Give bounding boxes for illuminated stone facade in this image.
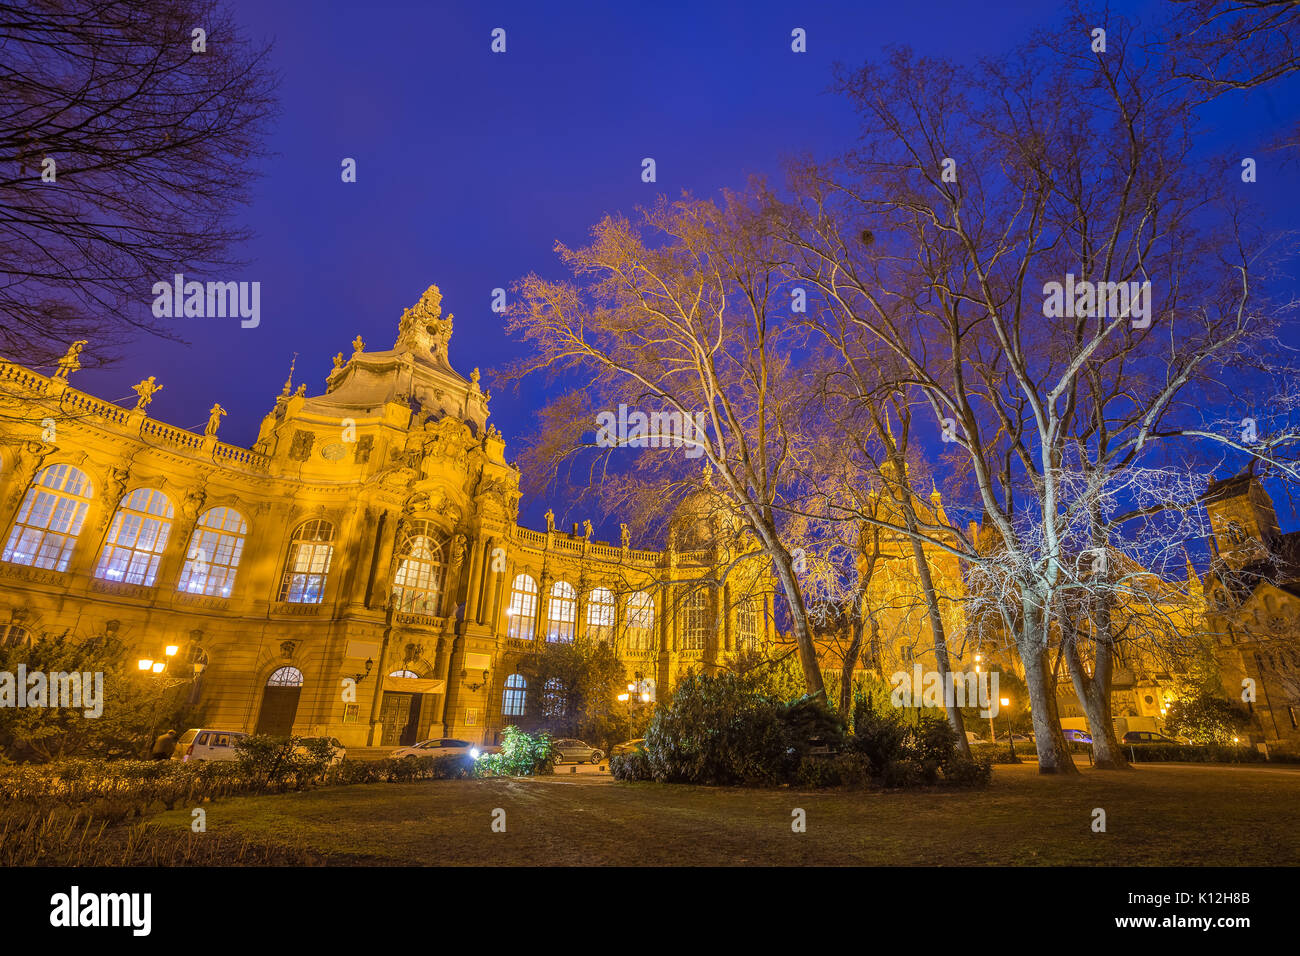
[0,285,774,747]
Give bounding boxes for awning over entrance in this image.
[382,675,445,695]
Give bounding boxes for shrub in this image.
[880,758,925,789]
[845,695,910,771]
[475,726,556,777]
[610,749,652,781]
[233,735,321,791]
[943,754,994,788]
[794,755,843,789]
[832,752,873,789]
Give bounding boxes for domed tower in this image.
[669,465,744,553]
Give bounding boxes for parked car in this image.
[296,736,346,766]
[1121,731,1180,745]
[995,732,1035,744]
[610,738,645,757]
[1062,728,1094,744]
[551,738,604,764]
[965,731,984,745]
[173,728,249,763]
[390,738,483,760]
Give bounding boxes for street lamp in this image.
[1001,697,1014,758]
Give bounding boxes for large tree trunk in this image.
[769,545,826,698]
[903,522,970,757]
[839,614,864,718]
[1064,614,1130,770]
[1019,598,1078,774]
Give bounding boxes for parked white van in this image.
[173,728,249,762]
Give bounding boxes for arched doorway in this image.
[255,665,303,736]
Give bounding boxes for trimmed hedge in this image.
[1121,743,1300,764]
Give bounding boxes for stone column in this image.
[462,532,486,623]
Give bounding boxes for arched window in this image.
[502,673,526,717]
[587,587,615,642]
[178,506,247,597]
[682,587,709,651]
[0,624,30,649]
[388,669,420,679]
[542,677,567,718]
[737,597,760,654]
[95,488,174,586]
[546,581,576,643]
[627,591,654,650]
[278,519,335,603]
[391,520,445,614]
[266,665,304,686]
[506,573,538,640]
[3,463,94,572]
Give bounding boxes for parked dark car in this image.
[1062,728,1093,744]
[1121,731,1180,745]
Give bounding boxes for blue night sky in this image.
[73,0,1300,533]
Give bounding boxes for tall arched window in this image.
[542,677,567,718]
[178,506,247,597]
[546,580,576,643]
[95,488,174,586]
[737,597,760,654]
[3,463,94,572]
[627,591,654,650]
[682,587,709,651]
[502,673,527,717]
[391,520,444,614]
[506,573,538,640]
[587,587,615,642]
[278,519,335,603]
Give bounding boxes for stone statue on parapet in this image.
[53,340,87,381]
[204,403,226,438]
[132,376,163,411]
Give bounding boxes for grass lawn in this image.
[147,762,1300,866]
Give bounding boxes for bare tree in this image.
[776,7,1299,772]
[504,192,829,696]
[0,0,278,368]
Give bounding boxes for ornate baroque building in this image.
[0,286,775,747]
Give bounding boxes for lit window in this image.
[587,587,615,641]
[2,463,94,572]
[737,597,760,653]
[95,488,174,586]
[178,507,247,597]
[278,519,335,603]
[683,587,709,651]
[627,591,654,650]
[266,665,304,686]
[507,574,537,640]
[546,581,576,643]
[502,673,527,717]
[542,677,566,718]
[389,669,420,679]
[391,520,444,614]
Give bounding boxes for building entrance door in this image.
[379,692,422,746]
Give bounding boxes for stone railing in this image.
[1,358,271,475]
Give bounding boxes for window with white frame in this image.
[2,463,94,572]
[627,591,654,650]
[502,673,527,716]
[278,519,335,603]
[391,520,445,615]
[586,586,615,642]
[546,580,576,643]
[507,573,538,640]
[178,506,247,597]
[682,587,710,651]
[95,487,174,587]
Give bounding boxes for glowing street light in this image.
[151,662,165,674]
[138,658,153,671]
[1000,697,1015,758]
[165,645,179,657]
